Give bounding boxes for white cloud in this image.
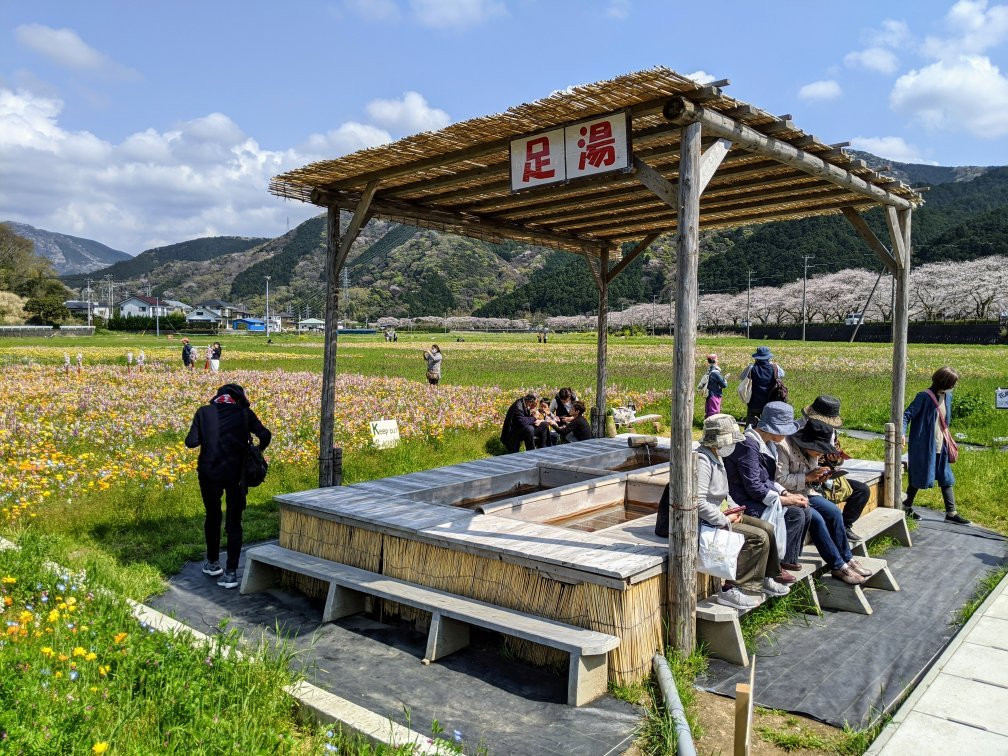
[0,86,400,253]
[15,24,138,79]
[606,0,630,19]
[921,0,1008,59]
[365,91,451,133]
[890,55,1008,137]
[868,19,911,49]
[684,70,717,85]
[849,136,931,163]
[409,0,506,29]
[844,47,900,74]
[798,80,842,100]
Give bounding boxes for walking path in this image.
[867,571,1008,754]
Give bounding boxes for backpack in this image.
[767,364,789,403]
[696,370,710,395]
[242,410,268,488]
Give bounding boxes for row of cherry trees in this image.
[377,257,1006,331]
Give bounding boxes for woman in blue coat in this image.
[902,366,970,525]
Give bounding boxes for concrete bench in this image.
[849,507,912,557]
[696,560,818,667]
[241,543,620,706]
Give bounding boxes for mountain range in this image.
[30,152,1008,319]
[4,222,131,275]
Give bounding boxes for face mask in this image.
[719,443,737,457]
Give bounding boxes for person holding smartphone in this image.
[656,413,792,611]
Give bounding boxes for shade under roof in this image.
[269,67,923,254]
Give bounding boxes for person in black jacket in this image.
[564,401,593,442]
[181,338,195,370]
[500,393,540,453]
[185,384,271,588]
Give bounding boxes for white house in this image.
[119,296,171,318]
[162,299,192,316]
[298,317,325,332]
[186,307,222,324]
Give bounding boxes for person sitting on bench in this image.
[656,414,792,611]
[500,393,540,453]
[799,395,870,544]
[563,401,593,443]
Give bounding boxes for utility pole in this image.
[801,254,815,342]
[652,297,657,337]
[85,279,92,327]
[746,269,752,340]
[265,275,271,337]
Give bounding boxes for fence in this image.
[714,320,1006,345]
[0,325,96,338]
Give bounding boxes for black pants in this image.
[841,479,870,527]
[905,483,957,513]
[503,427,536,453]
[200,476,246,572]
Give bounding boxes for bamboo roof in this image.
[270,66,923,254]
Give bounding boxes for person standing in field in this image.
[210,342,222,373]
[697,353,729,418]
[423,344,442,386]
[738,346,786,426]
[185,384,272,588]
[181,338,195,370]
[902,366,970,525]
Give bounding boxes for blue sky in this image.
[1,0,1006,254]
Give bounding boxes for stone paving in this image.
[867,572,1008,754]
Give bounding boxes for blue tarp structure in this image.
[232,318,266,332]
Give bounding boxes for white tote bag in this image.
[697,524,745,580]
[737,365,754,403]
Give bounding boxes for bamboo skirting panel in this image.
[279,508,668,684]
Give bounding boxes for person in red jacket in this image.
[185,384,271,588]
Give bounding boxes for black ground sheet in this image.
[149,544,640,756]
[697,508,1008,728]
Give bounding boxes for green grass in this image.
[756,718,889,755]
[634,648,708,755]
[954,564,1008,626]
[739,580,821,653]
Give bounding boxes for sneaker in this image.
[776,570,797,584]
[946,511,971,525]
[845,527,863,544]
[762,578,790,597]
[202,560,223,577]
[831,566,866,586]
[904,507,922,522]
[217,570,240,589]
[716,586,763,611]
[847,559,873,578]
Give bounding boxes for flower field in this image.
[0,360,661,528]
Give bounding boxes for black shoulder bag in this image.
[242,410,268,488]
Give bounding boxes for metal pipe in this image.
[653,653,697,756]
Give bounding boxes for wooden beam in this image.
[335,181,378,270]
[884,205,907,267]
[311,187,606,254]
[594,247,610,439]
[633,157,677,210]
[665,97,914,211]
[890,209,911,455]
[762,119,795,135]
[698,138,732,193]
[606,233,659,283]
[669,119,701,655]
[840,206,899,274]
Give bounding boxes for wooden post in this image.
[733,658,756,755]
[887,209,911,500]
[594,247,610,438]
[319,205,342,488]
[884,422,898,509]
[669,119,702,654]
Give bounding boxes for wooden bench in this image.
[849,507,912,557]
[240,543,621,706]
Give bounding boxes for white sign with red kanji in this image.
[509,128,565,191]
[509,111,631,192]
[564,114,630,180]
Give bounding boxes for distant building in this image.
[186,307,222,325]
[119,296,171,318]
[197,299,250,320]
[271,311,294,332]
[232,317,266,332]
[161,299,192,315]
[298,317,325,332]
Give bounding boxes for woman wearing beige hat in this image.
[656,413,792,612]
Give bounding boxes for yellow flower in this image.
[3,596,11,606]
[92,742,109,754]
[58,653,69,662]
[73,646,86,657]
[113,632,127,644]
[98,664,109,676]
[1,576,15,584]
[47,609,59,623]
[85,651,97,661]
[18,610,32,623]
[41,646,54,657]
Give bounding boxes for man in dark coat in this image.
[181,338,195,369]
[500,393,540,453]
[185,383,271,588]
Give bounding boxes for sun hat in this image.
[706,353,718,362]
[752,345,773,361]
[701,414,744,449]
[802,395,843,427]
[790,418,839,456]
[756,401,799,435]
